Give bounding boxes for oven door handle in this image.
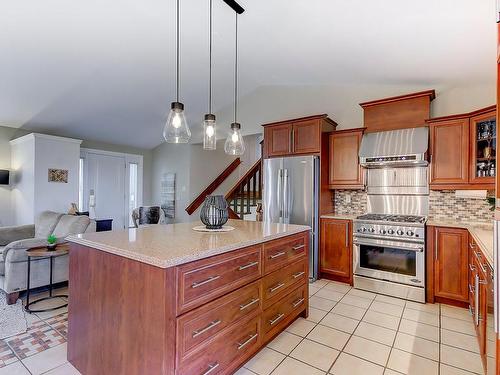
[353,240,424,253]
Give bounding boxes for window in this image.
[129,163,138,227]
[78,158,84,212]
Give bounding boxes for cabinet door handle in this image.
[434,231,438,260]
[237,333,258,350]
[192,319,221,338]
[469,264,476,271]
[269,313,285,326]
[202,362,219,375]
[192,275,221,289]
[269,282,285,293]
[292,244,305,251]
[269,251,285,259]
[238,261,259,271]
[240,298,259,311]
[290,128,294,153]
[292,271,305,279]
[469,284,474,294]
[292,297,305,308]
[469,242,476,249]
[345,223,349,247]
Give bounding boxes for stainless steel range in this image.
[354,127,429,303]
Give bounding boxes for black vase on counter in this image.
[200,195,229,229]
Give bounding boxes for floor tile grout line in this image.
[383,299,405,374]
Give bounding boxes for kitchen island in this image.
[66,220,310,375]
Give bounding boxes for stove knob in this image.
[361,227,367,232]
[406,230,414,236]
[357,228,361,232]
[387,229,394,235]
[379,229,386,234]
[368,228,375,233]
[396,230,404,235]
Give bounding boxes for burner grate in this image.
[356,214,426,224]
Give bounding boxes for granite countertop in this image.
[320,213,359,221]
[427,220,493,266]
[67,219,310,269]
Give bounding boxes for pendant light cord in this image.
[234,13,238,123]
[176,0,180,102]
[209,0,213,114]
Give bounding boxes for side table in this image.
[25,243,69,313]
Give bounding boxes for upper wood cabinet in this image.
[431,226,469,303]
[429,118,469,186]
[328,128,364,189]
[263,115,336,158]
[319,218,352,285]
[428,105,496,190]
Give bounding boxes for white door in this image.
[87,153,126,230]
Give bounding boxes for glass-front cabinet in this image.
[470,109,496,184]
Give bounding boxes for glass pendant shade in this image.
[163,102,191,143]
[224,122,245,155]
[203,114,217,150]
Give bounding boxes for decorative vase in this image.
[200,195,229,229]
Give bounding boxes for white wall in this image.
[0,127,18,226]
[10,138,35,225]
[151,134,262,223]
[10,134,81,225]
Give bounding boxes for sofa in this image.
[0,211,96,304]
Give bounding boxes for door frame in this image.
[80,148,144,228]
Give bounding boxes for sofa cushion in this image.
[52,215,91,237]
[35,211,63,238]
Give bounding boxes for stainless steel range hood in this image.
[359,127,428,168]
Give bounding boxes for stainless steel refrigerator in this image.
[263,155,319,281]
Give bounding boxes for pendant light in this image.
[224,13,245,156]
[163,0,191,144]
[203,0,216,150]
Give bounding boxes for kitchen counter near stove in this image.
[320,213,359,221]
[427,220,493,266]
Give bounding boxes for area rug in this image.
[0,291,27,339]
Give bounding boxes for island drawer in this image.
[262,284,307,340]
[262,258,308,309]
[263,233,308,275]
[176,244,263,315]
[176,280,262,362]
[176,315,261,375]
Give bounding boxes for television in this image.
[0,170,9,185]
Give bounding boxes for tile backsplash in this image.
[334,190,367,215]
[428,190,493,224]
[334,189,493,224]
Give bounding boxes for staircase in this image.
[225,159,262,220]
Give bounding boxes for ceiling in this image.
[0,0,496,149]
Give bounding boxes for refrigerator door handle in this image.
[277,169,283,219]
[283,169,289,221]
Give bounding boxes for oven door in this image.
[353,237,425,287]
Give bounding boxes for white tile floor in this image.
[238,279,486,375]
[2,281,486,375]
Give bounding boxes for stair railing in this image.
[225,158,262,219]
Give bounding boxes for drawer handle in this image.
[192,319,222,338]
[237,332,258,350]
[292,244,305,251]
[269,282,285,293]
[202,362,219,375]
[469,243,476,249]
[238,261,259,271]
[469,264,476,271]
[292,271,305,279]
[191,275,221,289]
[292,297,305,308]
[240,298,259,311]
[269,251,285,259]
[269,313,285,326]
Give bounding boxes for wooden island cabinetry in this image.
[319,217,353,284]
[67,221,310,375]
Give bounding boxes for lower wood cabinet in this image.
[428,226,469,304]
[319,218,352,284]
